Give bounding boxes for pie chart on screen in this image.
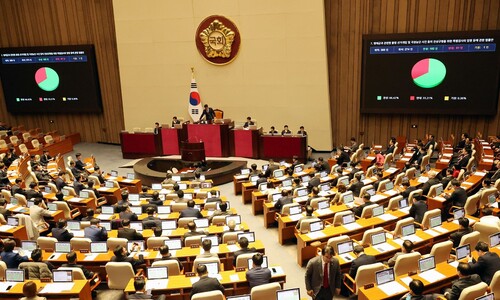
[411,58,446,88]
[35,67,59,92]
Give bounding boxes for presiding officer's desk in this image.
[124,266,286,300]
[0,279,91,300]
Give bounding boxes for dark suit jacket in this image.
[83,225,108,242]
[305,255,342,295]
[73,182,85,196]
[117,228,143,241]
[111,254,145,272]
[469,251,500,284]
[422,178,440,196]
[441,176,454,189]
[11,184,25,196]
[401,186,417,199]
[55,178,66,191]
[409,200,427,224]
[348,254,377,279]
[60,263,94,279]
[448,188,467,207]
[348,181,364,197]
[0,207,11,219]
[450,227,473,248]
[26,189,43,200]
[51,227,74,242]
[0,251,29,268]
[353,201,374,217]
[179,208,203,219]
[75,160,86,171]
[445,274,481,300]
[128,292,152,299]
[233,247,257,265]
[190,276,224,298]
[246,266,271,288]
[337,151,350,167]
[199,108,215,121]
[274,196,293,211]
[142,216,162,229]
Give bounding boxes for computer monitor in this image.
[429,215,442,228]
[5,269,25,282]
[161,220,177,230]
[226,295,251,300]
[435,185,443,196]
[250,175,259,184]
[319,183,330,192]
[456,244,471,261]
[194,218,209,228]
[172,175,181,182]
[289,205,302,215]
[61,189,69,197]
[21,241,37,251]
[488,193,496,205]
[425,164,431,172]
[294,165,304,174]
[248,256,268,269]
[338,177,349,186]
[100,206,114,215]
[279,161,286,166]
[225,215,241,225]
[90,242,108,253]
[7,217,19,226]
[282,179,292,187]
[317,200,329,210]
[55,242,71,253]
[419,256,436,273]
[127,173,135,180]
[337,240,354,255]
[475,293,495,300]
[342,192,354,204]
[372,205,384,217]
[53,270,73,282]
[309,220,323,232]
[129,206,142,215]
[453,208,465,220]
[100,221,111,231]
[240,168,250,175]
[27,200,34,208]
[105,181,115,188]
[489,232,500,247]
[415,170,421,178]
[375,268,395,285]
[129,194,140,202]
[200,262,219,276]
[296,188,308,197]
[365,188,376,196]
[151,183,162,190]
[342,213,356,225]
[127,241,145,252]
[385,181,394,190]
[164,239,182,250]
[66,221,80,231]
[272,193,282,202]
[276,288,300,300]
[371,232,386,246]
[184,193,193,200]
[147,266,169,280]
[130,222,143,231]
[157,206,171,214]
[110,170,118,177]
[79,190,89,199]
[48,203,57,211]
[201,235,219,246]
[178,183,187,190]
[399,198,409,209]
[320,171,328,178]
[402,224,415,237]
[273,169,284,178]
[237,232,255,243]
[302,175,311,183]
[44,186,52,193]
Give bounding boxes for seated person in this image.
[352,194,373,218]
[246,253,271,289]
[441,168,455,189]
[478,207,500,229]
[81,208,95,221]
[83,218,108,242]
[128,276,152,300]
[51,219,74,242]
[268,126,278,135]
[190,264,224,299]
[233,237,256,265]
[401,181,416,199]
[175,190,188,203]
[296,205,316,230]
[154,245,183,272]
[61,251,95,279]
[468,241,500,284]
[183,221,207,241]
[196,239,219,259]
[110,245,145,272]
[243,116,254,128]
[118,219,144,241]
[449,217,473,248]
[274,189,293,211]
[444,263,481,300]
[281,125,291,135]
[330,184,347,205]
[119,204,138,221]
[30,248,55,272]
[348,245,376,280]
[387,240,414,267]
[142,207,161,229]
[179,200,203,218]
[209,202,230,223]
[297,126,307,136]
[148,191,163,206]
[20,281,45,300]
[400,279,440,300]
[409,195,427,225]
[347,173,364,197]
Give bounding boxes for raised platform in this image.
[133,157,247,186]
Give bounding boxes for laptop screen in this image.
[171,176,181,182]
[129,194,140,201]
[90,242,108,253]
[240,168,250,175]
[129,206,142,215]
[371,232,386,246]
[320,171,328,178]
[248,256,268,269]
[435,185,443,196]
[489,232,500,247]
[157,206,171,214]
[101,221,111,231]
[276,288,300,300]
[48,203,57,211]
[342,213,355,225]
[161,220,177,230]
[289,205,302,215]
[44,186,52,193]
[488,193,497,204]
[67,221,80,231]
[372,205,384,217]
[429,215,442,228]
[61,189,70,197]
[302,175,311,183]
[258,183,267,192]
[319,183,330,191]
[425,164,431,172]
[27,200,34,208]
[453,208,465,220]
[55,242,71,253]
[338,177,349,186]
[194,218,209,228]
[237,232,255,243]
[402,224,415,237]
[152,183,162,190]
[201,235,219,246]
[6,269,25,282]
[53,270,73,282]
[200,262,219,276]
[101,206,114,215]
[376,268,395,285]
[282,179,292,187]
[250,175,259,184]
[337,240,354,255]
[7,217,19,226]
[79,190,89,199]
[226,215,242,225]
[342,192,354,204]
[399,198,409,209]
[274,169,284,178]
[127,241,145,252]
[226,295,251,300]
[272,193,282,202]
[130,222,143,231]
[296,188,308,197]
[147,267,169,280]
[317,200,329,210]
[294,165,304,173]
[178,183,187,190]
[105,181,115,188]
[456,244,471,261]
[366,188,376,196]
[127,173,135,180]
[21,241,37,251]
[419,256,435,272]
[309,221,323,232]
[164,239,182,250]
[385,181,394,190]
[475,293,495,300]
[110,170,118,177]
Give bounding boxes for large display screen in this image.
[361,31,500,115]
[0,45,102,113]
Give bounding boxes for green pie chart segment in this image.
[35,67,60,92]
[411,58,446,89]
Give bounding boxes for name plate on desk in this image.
[185,272,195,277]
[235,267,246,272]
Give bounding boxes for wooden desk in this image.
[104,175,142,194]
[233,174,249,195]
[97,186,122,203]
[0,225,28,244]
[0,279,91,300]
[185,124,231,157]
[161,127,181,155]
[242,182,257,204]
[43,193,96,216]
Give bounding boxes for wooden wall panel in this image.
[0,0,123,143]
[325,0,500,147]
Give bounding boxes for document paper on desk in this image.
[40,283,75,293]
[370,194,386,202]
[230,274,240,282]
[0,282,17,292]
[378,281,407,296]
[400,276,413,286]
[424,229,440,237]
[146,279,168,291]
[377,214,397,221]
[0,225,14,231]
[384,189,398,196]
[343,223,362,231]
[307,231,326,239]
[84,253,99,261]
[288,214,303,221]
[418,269,445,283]
[227,245,240,252]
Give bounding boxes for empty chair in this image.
[465,157,476,173]
[326,235,350,253]
[376,179,390,193]
[151,260,181,276]
[309,198,328,210]
[70,237,92,251]
[9,135,19,146]
[386,195,404,211]
[177,217,196,228]
[211,215,227,225]
[464,193,481,216]
[418,209,441,230]
[37,236,58,251]
[18,144,29,155]
[394,173,405,186]
[58,267,101,291]
[250,282,281,300]
[336,176,349,187]
[298,218,321,234]
[222,232,239,244]
[47,182,58,193]
[88,175,101,187]
[184,235,204,247]
[0,261,6,280]
[0,140,8,150]
[105,262,137,289]
[332,210,353,226]
[147,237,170,249]
[385,153,394,167]
[366,165,376,178]
[480,188,497,207]
[392,217,415,238]
[393,252,421,277]
[427,184,443,197]
[62,186,77,197]
[1,189,11,203]
[361,227,386,247]
[429,240,453,264]
[44,135,54,145]
[420,155,430,171]
[84,189,107,207]
[408,189,423,203]
[405,167,417,180]
[359,185,374,198]
[281,203,301,215]
[53,201,81,219]
[344,262,385,294]
[192,290,224,300]
[359,204,379,219]
[474,222,499,243]
[458,282,488,300]
[459,231,480,250]
[31,139,41,150]
[490,271,500,296]
[107,238,127,251]
[235,252,257,269]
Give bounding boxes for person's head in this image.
[187,200,195,208]
[86,208,94,218]
[238,237,249,249]
[270,126,275,130]
[159,245,170,256]
[57,218,67,229]
[252,253,264,267]
[146,206,155,216]
[33,197,43,207]
[227,219,236,231]
[457,262,472,277]
[402,181,410,188]
[122,219,131,228]
[204,104,208,109]
[362,194,371,203]
[0,198,6,207]
[121,191,129,201]
[177,190,184,198]
[196,264,208,276]
[354,173,362,182]
[350,137,356,142]
[305,205,313,216]
[201,239,212,252]
[247,116,251,121]
[402,240,414,253]
[312,187,319,196]
[113,245,126,256]
[446,168,453,176]
[153,227,162,237]
[483,179,491,187]
[281,189,289,197]
[90,218,100,226]
[74,175,82,182]
[482,207,494,216]
[219,202,228,212]
[30,248,42,262]
[458,217,469,229]
[250,163,257,171]
[152,191,160,200]
[75,153,82,160]
[408,279,425,296]
[321,245,335,263]
[187,221,196,231]
[15,178,22,185]
[3,239,15,252]
[55,191,64,201]
[173,116,178,120]
[133,276,146,292]
[284,125,288,129]
[353,245,365,256]
[22,281,38,298]
[29,182,37,189]
[155,122,159,127]
[194,172,201,179]
[300,126,304,130]
[475,241,489,256]
[142,186,148,193]
[66,251,77,263]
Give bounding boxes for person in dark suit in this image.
[25,182,43,200]
[281,125,292,135]
[352,194,373,218]
[0,163,9,187]
[274,189,293,212]
[409,196,427,224]
[423,134,436,151]
[142,207,162,229]
[179,200,203,219]
[297,126,307,136]
[40,150,53,166]
[384,137,396,155]
[153,122,161,135]
[11,178,26,196]
[296,206,317,230]
[119,204,138,221]
[33,164,51,182]
[444,263,482,300]
[128,276,166,300]
[469,242,500,284]
[91,166,106,184]
[148,191,163,206]
[51,219,74,242]
[69,161,82,179]
[421,170,440,196]
[336,148,351,167]
[452,148,471,170]
[54,171,67,191]
[0,198,11,220]
[83,218,108,242]
[268,126,278,135]
[450,217,473,248]
[445,180,467,207]
[183,221,208,241]
[73,175,86,196]
[348,245,377,280]
[155,245,183,271]
[190,264,224,298]
[243,117,255,128]
[74,153,87,173]
[87,181,101,198]
[246,253,271,289]
[347,173,364,197]
[199,104,215,122]
[400,279,439,300]
[233,237,257,265]
[118,219,143,241]
[401,181,416,199]
[81,208,95,222]
[110,245,145,272]
[441,168,455,189]
[0,239,29,268]
[61,251,94,279]
[305,245,342,300]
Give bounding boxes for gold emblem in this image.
[199,20,235,58]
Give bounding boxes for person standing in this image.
[199,104,215,122]
[305,246,341,300]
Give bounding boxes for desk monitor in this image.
[226,295,251,300]
[240,168,250,175]
[216,201,230,210]
[435,185,443,196]
[157,206,171,214]
[27,200,34,208]
[342,192,354,204]
[79,190,90,199]
[337,240,354,255]
[127,240,145,252]
[66,221,80,231]
[44,186,52,193]
[127,193,140,202]
[53,270,73,282]
[129,206,142,215]
[296,188,308,197]
[61,189,69,197]
[453,208,465,220]
[372,205,384,217]
[415,170,421,178]
[208,190,220,198]
[282,179,292,188]
[194,218,209,229]
[164,239,182,250]
[475,293,495,300]
[201,182,212,189]
[425,164,431,173]
[184,193,193,200]
[342,213,356,225]
[201,235,219,246]
[294,165,304,174]
[385,181,394,191]
[399,198,409,209]
[279,161,286,166]
[48,203,57,212]
[365,188,376,197]
[7,217,19,226]
[489,232,500,248]
[418,256,436,273]
[101,206,114,215]
[105,181,115,188]
[488,193,496,205]
[152,183,162,190]
[456,244,471,261]
[21,241,37,251]
[429,215,442,228]
[309,220,324,232]
[110,170,118,177]
[90,242,108,253]
[402,224,415,237]
[273,169,284,178]
[276,288,300,300]
[319,183,330,192]
[301,175,311,183]
[376,268,395,285]
[319,171,328,178]
[127,173,135,180]
[130,222,143,231]
[55,242,71,253]
[371,232,386,246]
[101,221,111,231]
[272,193,282,202]
[338,177,349,186]
[256,183,267,193]
[161,220,177,230]
[317,200,329,210]
[250,175,259,184]
[237,232,255,243]
[200,262,219,277]
[5,269,25,282]
[289,205,302,215]
[148,266,169,280]
[226,215,241,225]
[383,163,389,170]
[172,175,181,182]
[248,256,268,269]
[178,183,187,190]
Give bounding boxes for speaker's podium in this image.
[180,140,206,162]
